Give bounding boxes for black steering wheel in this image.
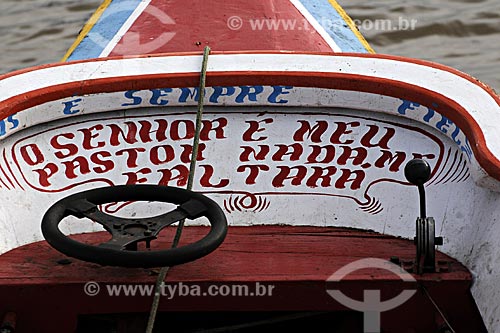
[41,185,227,268]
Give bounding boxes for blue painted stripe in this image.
[298,0,368,53]
[67,0,143,61]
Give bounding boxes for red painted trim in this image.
[2,70,499,180]
[0,53,499,181]
[2,51,497,99]
[1,51,498,107]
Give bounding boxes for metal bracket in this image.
[415,217,443,274]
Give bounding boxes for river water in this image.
[0,0,498,91]
[339,0,500,92]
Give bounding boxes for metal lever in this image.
[404,159,443,274]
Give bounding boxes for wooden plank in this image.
[0,226,485,332]
[0,226,471,283]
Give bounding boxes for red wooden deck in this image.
[0,226,486,332]
[109,0,333,56]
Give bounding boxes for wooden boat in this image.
[0,0,498,332]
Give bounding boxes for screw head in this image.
[56,258,72,265]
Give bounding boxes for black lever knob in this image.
[404,158,431,218]
[404,158,431,186]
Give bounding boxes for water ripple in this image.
[0,0,497,91]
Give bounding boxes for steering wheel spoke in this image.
[41,185,227,268]
[98,208,192,250]
[68,201,190,235]
[98,234,155,251]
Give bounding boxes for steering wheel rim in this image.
[41,185,228,268]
